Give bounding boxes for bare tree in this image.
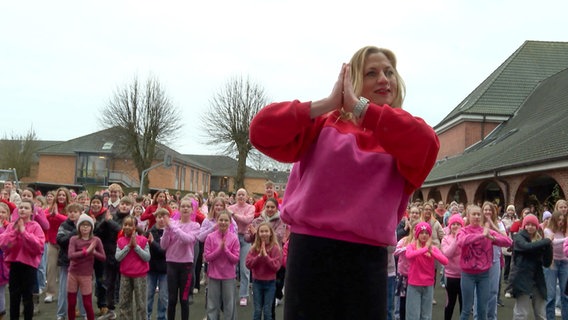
[0,127,39,178]
[248,149,293,172]
[99,75,182,193]
[201,76,268,190]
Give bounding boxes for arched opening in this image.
[515,175,564,217]
[474,180,505,211]
[412,189,424,203]
[447,184,467,205]
[427,188,442,203]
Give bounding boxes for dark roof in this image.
[37,127,209,170]
[426,67,568,185]
[264,170,291,184]
[183,154,266,178]
[37,128,127,155]
[435,41,568,129]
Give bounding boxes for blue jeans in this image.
[387,275,396,320]
[461,270,490,320]
[37,243,48,292]
[238,234,251,298]
[253,280,276,320]
[147,271,168,320]
[406,285,433,320]
[545,260,568,320]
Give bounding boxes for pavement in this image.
[7,280,518,319]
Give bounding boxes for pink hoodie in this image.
[406,242,448,286]
[204,229,240,280]
[441,233,462,278]
[0,220,45,268]
[456,225,512,274]
[160,220,200,263]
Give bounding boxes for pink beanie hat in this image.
[448,214,464,227]
[414,222,432,239]
[521,214,540,229]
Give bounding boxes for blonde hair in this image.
[482,201,499,224]
[349,46,406,109]
[251,222,280,252]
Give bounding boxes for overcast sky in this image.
[1,0,566,155]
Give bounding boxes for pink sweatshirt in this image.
[545,228,568,261]
[249,101,439,247]
[116,235,150,278]
[394,238,410,276]
[245,244,282,281]
[456,225,512,274]
[441,233,462,278]
[228,203,255,235]
[160,220,200,263]
[0,220,45,268]
[406,242,448,286]
[204,229,240,280]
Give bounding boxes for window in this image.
[76,153,109,185]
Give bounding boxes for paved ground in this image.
[8,281,518,319]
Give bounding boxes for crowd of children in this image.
[5,178,568,320]
[0,181,285,320]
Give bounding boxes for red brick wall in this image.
[36,155,76,185]
[437,122,500,160]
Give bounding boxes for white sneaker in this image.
[275,298,282,306]
[556,308,562,317]
[505,292,512,298]
[193,288,199,294]
[44,295,53,303]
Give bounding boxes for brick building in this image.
[24,128,277,196]
[417,40,568,215]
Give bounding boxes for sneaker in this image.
[193,288,199,294]
[556,308,562,317]
[57,317,65,320]
[97,310,116,320]
[275,298,282,307]
[505,292,512,298]
[98,307,108,316]
[497,300,504,307]
[432,299,437,305]
[44,295,53,303]
[240,297,247,306]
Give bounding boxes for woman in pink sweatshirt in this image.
[456,205,512,320]
[405,222,448,320]
[204,210,240,320]
[441,214,464,320]
[0,198,45,320]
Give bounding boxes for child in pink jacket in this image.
[405,222,448,320]
[204,210,240,320]
[441,214,464,320]
[246,222,282,320]
[0,199,45,320]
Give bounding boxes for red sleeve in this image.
[249,101,327,163]
[361,104,440,194]
[0,199,16,214]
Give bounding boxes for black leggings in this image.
[444,277,462,320]
[284,233,387,320]
[167,261,193,320]
[9,262,36,320]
